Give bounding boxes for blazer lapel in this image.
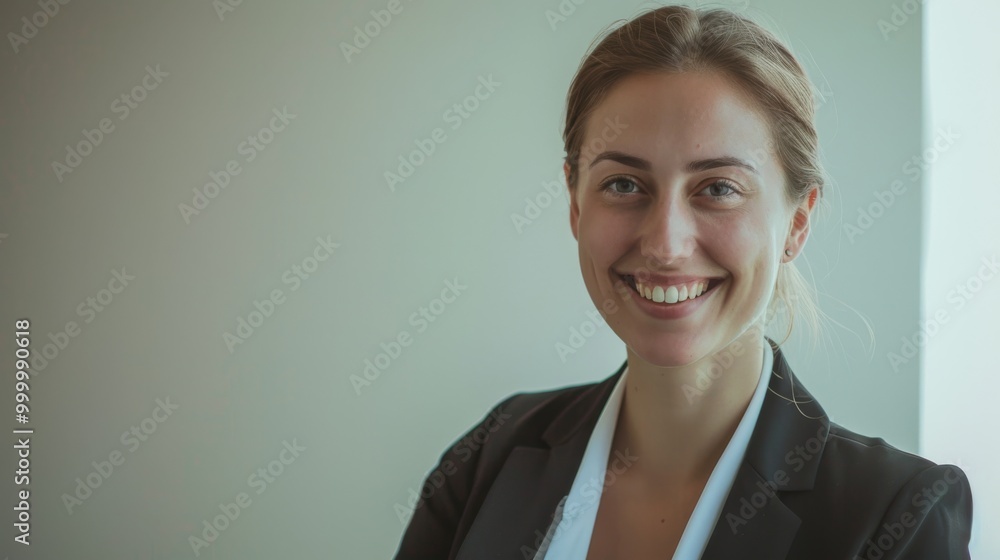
[700,338,831,559]
[455,339,831,560]
[455,362,627,560]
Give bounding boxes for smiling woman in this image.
[568,68,803,369]
[394,5,972,560]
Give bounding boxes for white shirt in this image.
[534,341,774,560]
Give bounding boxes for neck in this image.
[613,330,767,484]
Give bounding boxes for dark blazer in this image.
[394,338,973,559]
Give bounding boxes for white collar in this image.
[536,339,774,560]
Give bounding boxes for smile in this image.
[618,274,724,305]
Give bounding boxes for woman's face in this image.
[568,70,810,366]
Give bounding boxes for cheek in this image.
[717,221,781,301]
[700,214,766,260]
[707,214,771,267]
[578,207,631,264]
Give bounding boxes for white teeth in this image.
[634,279,711,304]
[664,285,679,303]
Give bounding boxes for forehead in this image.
[582,71,776,171]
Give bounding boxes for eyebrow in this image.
[587,151,758,175]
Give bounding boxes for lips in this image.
[613,272,723,320]
[617,273,724,302]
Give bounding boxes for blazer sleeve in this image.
[856,464,973,559]
[393,393,520,560]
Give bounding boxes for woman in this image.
[394,5,972,559]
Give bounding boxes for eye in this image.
[598,175,641,198]
[699,179,742,200]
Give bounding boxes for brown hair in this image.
[562,4,829,347]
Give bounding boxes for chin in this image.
[623,328,712,368]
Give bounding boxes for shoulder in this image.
[820,421,971,499]
[497,378,601,426]
[822,422,940,483]
[420,374,606,475]
[463,377,604,457]
[393,378,607,558]
[790,421,973,558]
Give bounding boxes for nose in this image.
[640,196,696,266]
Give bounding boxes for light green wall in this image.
[0,0,924,557]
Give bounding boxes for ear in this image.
[785,184,819,258]
[566,161,580,242]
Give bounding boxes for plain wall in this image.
[0,0,943,558]
[922,0,997,555]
